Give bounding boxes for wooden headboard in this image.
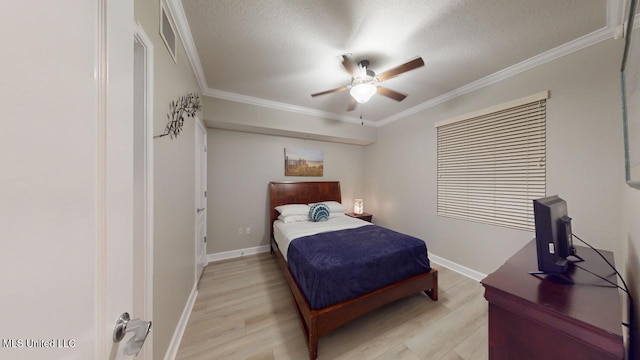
[268,181,341,236]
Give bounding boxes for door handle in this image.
[197,207,206,213]
[113,312,152,356]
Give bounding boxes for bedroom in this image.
[198,1,637,357]
[2,1,639,360]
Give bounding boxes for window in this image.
[435,91,548,231]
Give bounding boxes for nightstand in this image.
[345,212,373,222]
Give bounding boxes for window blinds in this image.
[436,92,548,231]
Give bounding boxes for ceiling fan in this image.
[311,54,425,111]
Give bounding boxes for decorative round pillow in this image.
[309,203,330,222]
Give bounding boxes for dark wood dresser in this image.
[481,239,624,360]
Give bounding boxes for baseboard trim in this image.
[163,283,198,360]
[207,245,271,263]
[429,253,487,282]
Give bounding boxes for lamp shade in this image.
[354,199,364,214]
[350,83,376,103]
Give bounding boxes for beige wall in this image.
[365,38,626,275]
[135,0,201,357]
[206,129,365,254]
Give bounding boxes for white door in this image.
[102,2,152,359]
[1,2,146,360]
[195,118,208,281]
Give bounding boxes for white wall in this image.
[206,129,365,254]
[365,38,625,275]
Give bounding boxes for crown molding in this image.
[171,0,622,128]
[203,88,375,126]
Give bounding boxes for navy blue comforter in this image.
[287,225,431,310]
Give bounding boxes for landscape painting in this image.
[284,148,324,176]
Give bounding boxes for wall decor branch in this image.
[154,93,202,139]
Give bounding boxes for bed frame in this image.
[269,181,438,359]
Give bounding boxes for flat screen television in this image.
[531,195,581,278]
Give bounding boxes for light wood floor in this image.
[176,252,488,360]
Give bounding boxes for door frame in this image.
[134,22,155,360]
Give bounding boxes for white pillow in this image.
[278,214,310,223]
[275,204,310,216]
[308,201,346,213]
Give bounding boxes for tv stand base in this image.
[528,271,574,284]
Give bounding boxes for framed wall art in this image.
[284,148,324,177]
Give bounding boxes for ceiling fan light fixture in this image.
[350,83,377,103]
[311,56,423,109]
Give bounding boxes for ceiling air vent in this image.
[160,2,177,63]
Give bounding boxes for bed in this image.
[269,181,438,359]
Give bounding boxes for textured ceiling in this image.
[179,0,614,125]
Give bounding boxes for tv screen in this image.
[532,195,576,275]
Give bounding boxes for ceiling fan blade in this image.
[377,57,425,82]
[377,87,407,102]
[311,86,349,97]
[340,54,357,76]
[347,97,357,111]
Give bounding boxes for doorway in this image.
[195,118,207,282]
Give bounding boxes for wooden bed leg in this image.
[425,269,438,301]
[308,335,318,360]
[308,317,318,360]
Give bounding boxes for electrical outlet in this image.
[237,228,243,235]
[245,227,251,235]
